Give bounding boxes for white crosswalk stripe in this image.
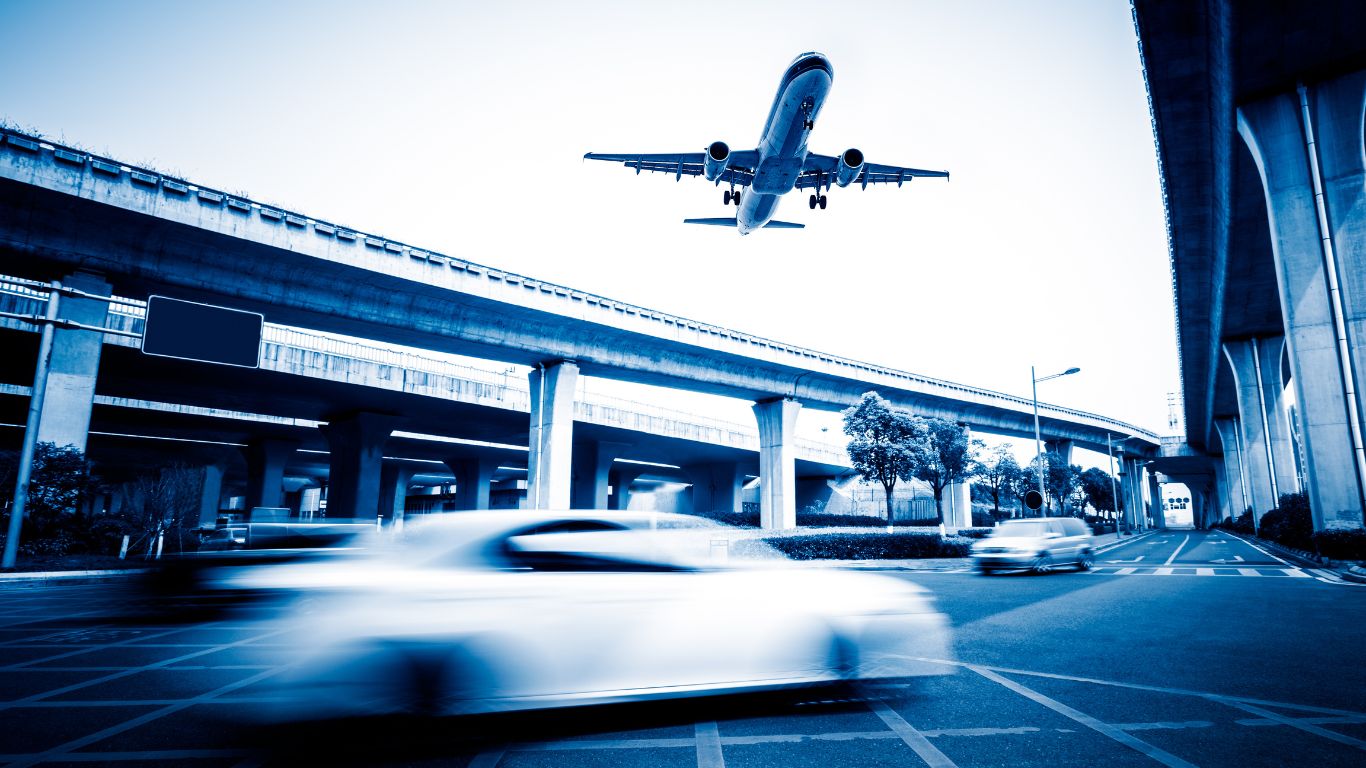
[1088,566,1317,578]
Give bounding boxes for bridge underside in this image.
[1135,0,1366,529]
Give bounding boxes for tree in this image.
[1079,467,1117,520]
[123,465,203,556]
[842,392,924,523]
[913,418,977,523]
[975,444,1021,519]
[1043,452,1082,515]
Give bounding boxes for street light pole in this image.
[1032,366,1045,514]
[1031,366,1079,516]
[2,281,61,569]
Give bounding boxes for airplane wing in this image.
[796,153,949,190]
[583,150,760,187]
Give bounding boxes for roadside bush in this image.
[971,511,996,527]
[1313,529,1366,561]
[735,531,972,560]
[955,528,993,539]
[1259,493,1314,551]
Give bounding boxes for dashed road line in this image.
[867,699,959,768]
[1210,697,1366,752]
[967,666,1198,768]
[695,721,726,768]
[1163,535,1190,566]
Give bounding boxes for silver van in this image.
[970,517,1095,574]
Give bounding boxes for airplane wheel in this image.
[809,194,817,209]
[723,191,731,205]
[818,195,827,210]
[734,192,741,206]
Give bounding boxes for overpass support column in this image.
[193,464,226,528]
[446,457,498,511]
[34,272,110,452]
[1044,440,1075,466]
[379,464,416,523]
[1121,459,1145,531]
[1223,338,1298,514]
[752,398,800,530]
[1213,418,1249,521]
[572,441,626,509]
[686,462,743,516]
[1238,72,1366,529]
[242,439,298,511]
[320,413,402,519]
[944,480,972,528]
[1148,473,1164,530]
[527,361,578,510]
[610,467,644,510]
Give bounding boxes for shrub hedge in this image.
[1313,529,1366,561]
[735,531,972,560]
[1258,493,1315,552]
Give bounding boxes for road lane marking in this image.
[903,657,1366,719]
[1210,697,1366,751]
[695,721,725,768]
[967,666,1199,768]
[1196,568,1215,576]
[1282,569,1311,578]
[1115,567,1137,575]
[1238,568,1262,576]
[868,699,959,768]
[1163,535,1190,566]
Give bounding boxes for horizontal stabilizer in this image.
[681,217,805,229]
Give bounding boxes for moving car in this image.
[970,517,1096,574]
[226,510,953,720]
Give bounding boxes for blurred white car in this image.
[228,510,952,719]
[969,517,1096,574]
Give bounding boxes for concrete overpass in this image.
[1134,0,1366,531]
[0,129,1158,528]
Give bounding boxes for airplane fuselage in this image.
[736,53,832,234]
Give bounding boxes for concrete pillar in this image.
[379,464,416,523]
[1237,72,1366,529]
[1213,418,1249,521]
[572,441,626,509]
[1120,458,1144,531]
[1044,439,1075,466]
[686,461,743,516]
[320,412,402,519]
[242,439,298,510]
[446,457,499,511]
[195,464,225,528]
[1223,338,1293,515]
[610,466,644,510]
[944,480,972,528]
[1148,473,1164,530]
[527,361,578,510]
[753,398,800,530]
[34,272,109,452]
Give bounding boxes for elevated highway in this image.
[1135,0,1366,530]
[0,131,1158,527]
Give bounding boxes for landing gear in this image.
[808,193,828,210]
[724,190,732,205]
[809,194,817,209]
[800,97,815,131]
[724,187,741,206]
[818,194,827,210]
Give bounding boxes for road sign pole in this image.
[3,281,61,569]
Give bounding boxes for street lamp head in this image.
[1063,367,1081,375]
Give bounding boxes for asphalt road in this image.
[1,529,1363,767]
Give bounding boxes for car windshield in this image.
[993,521,1049,537]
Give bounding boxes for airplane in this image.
[584,51,949,235]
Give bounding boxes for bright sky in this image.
[0,0,1180,470]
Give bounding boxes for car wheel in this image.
[1077,549,1094,571]
[1030,553,1052,574]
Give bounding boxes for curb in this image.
[0,568,151,584]
[1221,530,1366,583]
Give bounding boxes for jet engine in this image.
[703,141,730,182]
[834,148,865,187]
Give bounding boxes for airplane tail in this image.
[682,217,805,229]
